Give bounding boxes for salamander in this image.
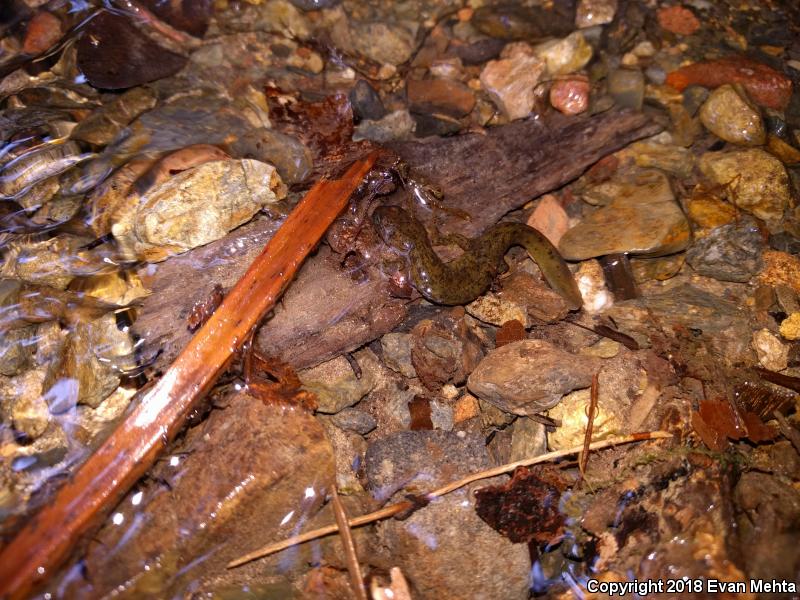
[372,205,582,309]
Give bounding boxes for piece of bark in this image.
[134,110,659,375]
[0,155,377,600]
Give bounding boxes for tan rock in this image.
[527,194,570,245]
[699,84,765,146]
[699,149,790,228]
[533,31,592,76]
[575,0,618,27]
[112,159,285,262]
[480,43,545,121]
[752,328,788,372]
[779,313,800,341]
[407,78,476,118]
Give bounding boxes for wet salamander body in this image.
[372,205,583,309]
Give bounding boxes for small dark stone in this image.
[686,217,765,282]
[412,112,461,137]
[451,38,506,65]
[287,0,340,10]
[349,79,386,122]
[330,407,377,435]
[140,0,213,37]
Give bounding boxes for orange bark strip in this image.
[0,152,378,600]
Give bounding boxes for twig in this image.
[228,430,671,568]
[774,410,800,455]
[579,372,600,478]
[0,153,379,600]
[330,487,367,600]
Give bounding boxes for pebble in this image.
[686,217,765,282]
[559,170,690,260]
[453,393,480,423]
[22,11,63,55]
[467,339,599,415]
[580,338,622,359]
[752,328,789,372]
[466,271,570,328]
[533,32,593,76]
[699,84,765,146]
[338,19,418,66]
[657,5,700,35]
[607,68,646,110]
[626,140,695,177]
[349,79,386,122]
[472,4,572,40]
[575,0,618,28]
[766,134,800,166]
[407,78,476,118]
[527,194,570,246]
[686,194,738,229]
[288,0,340,9]
[666,56,793,110]
[411,312,483,391]
[352,109,416,143]
[329,407,377,435]
[365,430,530,599]
[631,254,685,283]
[779,313,800,341]
[699,149,790,228]
[550,76,591,115]
[10,422,68,470]
[299,349,379,414]
[480,43,546,121]
[380,332,416,379]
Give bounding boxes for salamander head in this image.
[371,205,418,252]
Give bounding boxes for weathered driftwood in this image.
[136,109,660,374]
[0,154,378,600]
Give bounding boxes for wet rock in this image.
[779,313,800,341]
[10,421,68,470]
[407,78,475,119]
[380,332,416,379]
[699,84,765,146]
[699,149,790,228]
[411,310,483,391]
[429,57,464,80]
[0,235,84,290]
[608,68,645,111]
[22,11,62,55]
[140,0,213,37]
[626,139,695,177]
[580,338,621,359]
[330,407,377,435]
[0,140,90,199]
[766,134,800,166]
[468,339,599,415]
[1,368,49,439]
[480,42,545,121]
[112,159,285,262]
[451,38,505,66]
[631,254,685,283]
[70,86,157,147]
[0,326,35,376]
[412,113,461,137]
[686,217,764,282]
[550,76,590,115]
[559,170,690,260]
[466,271,570,328]
[62,396,334,598]
[353,109,415,143]
[752,328,789,371]
[575,0,617,27]
[657,5,700,35]
[533,32,593,76]
[52,313,136,408]
[299,349,379,414]
[666,56,793,110]
[366,431,530,599]
[349,79,386,122]
[76,12,187,89]
[686,194,738,229]
[472,4,573,40]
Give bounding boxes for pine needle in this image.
[330,487,367,600]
